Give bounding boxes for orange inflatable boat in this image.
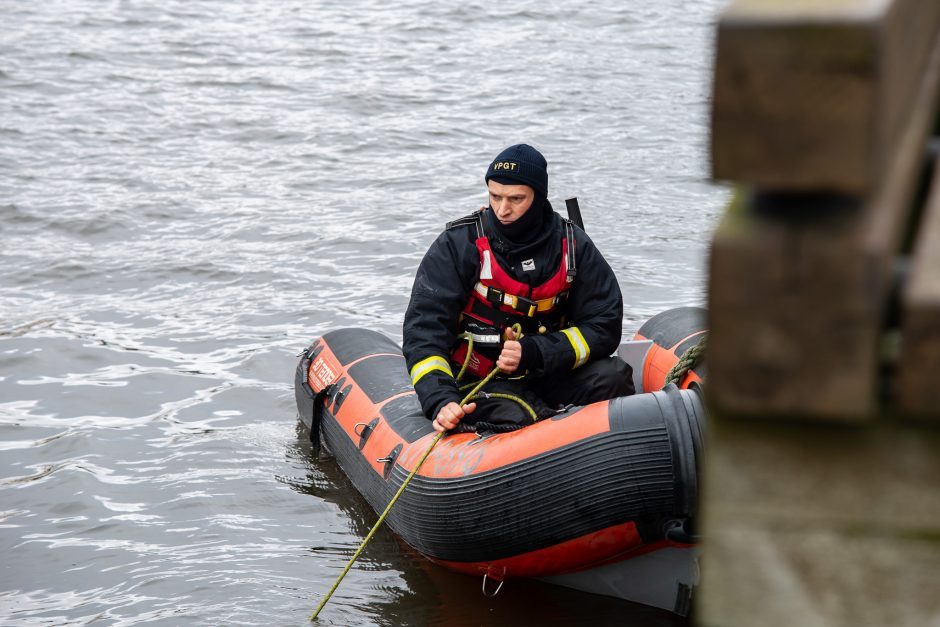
[294,306,706,615]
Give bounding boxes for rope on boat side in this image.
[665,333,707,387]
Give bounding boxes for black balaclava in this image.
[487,187,548,246]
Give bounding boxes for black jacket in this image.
[402,202,623,420]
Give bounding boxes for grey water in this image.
[0,1,728,624]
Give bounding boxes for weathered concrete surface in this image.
[698,416,940,627]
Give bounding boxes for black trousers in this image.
[464,357,635,428]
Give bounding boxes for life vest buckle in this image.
[485,286,505,306]
[512,295,538,317]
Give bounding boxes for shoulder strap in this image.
[446,209,485,238]
[563,219,577,282]
[564,197,585,231]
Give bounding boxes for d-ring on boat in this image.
[294,306,706,616]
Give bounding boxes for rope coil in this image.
[664,333,707,387]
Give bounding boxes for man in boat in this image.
[403,144,633,432]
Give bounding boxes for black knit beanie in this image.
[484,144,548,197]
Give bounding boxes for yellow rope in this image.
[457,383,538,423]
[455,324,535,422]
[309,348,509,621]
[309,431,444,621]
[479,392,538,422]
[455,332,473,383]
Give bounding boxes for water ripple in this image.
[0,0,725,623]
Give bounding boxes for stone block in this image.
[712,0,940,193]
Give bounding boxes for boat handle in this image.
[354,423,369,436]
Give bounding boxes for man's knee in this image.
[583,357,634,401]
[537,357,634,407]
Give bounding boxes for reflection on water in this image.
[0,0,727,623]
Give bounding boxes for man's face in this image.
[487,180,535,225]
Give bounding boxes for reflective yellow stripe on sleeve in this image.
[409,355,454,386]
[561,327,590,368]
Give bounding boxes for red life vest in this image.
[450,211,577,378]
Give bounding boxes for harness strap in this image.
[461,328,501,344]
[450,211,575,283]
[472,282,568,317]
[446,210,484,238]
[564,220,577,283]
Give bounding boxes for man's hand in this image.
[496,326,522,373]
[433,401,476,432]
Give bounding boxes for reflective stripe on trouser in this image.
[410,355,453,385]
[561,327,590,368]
